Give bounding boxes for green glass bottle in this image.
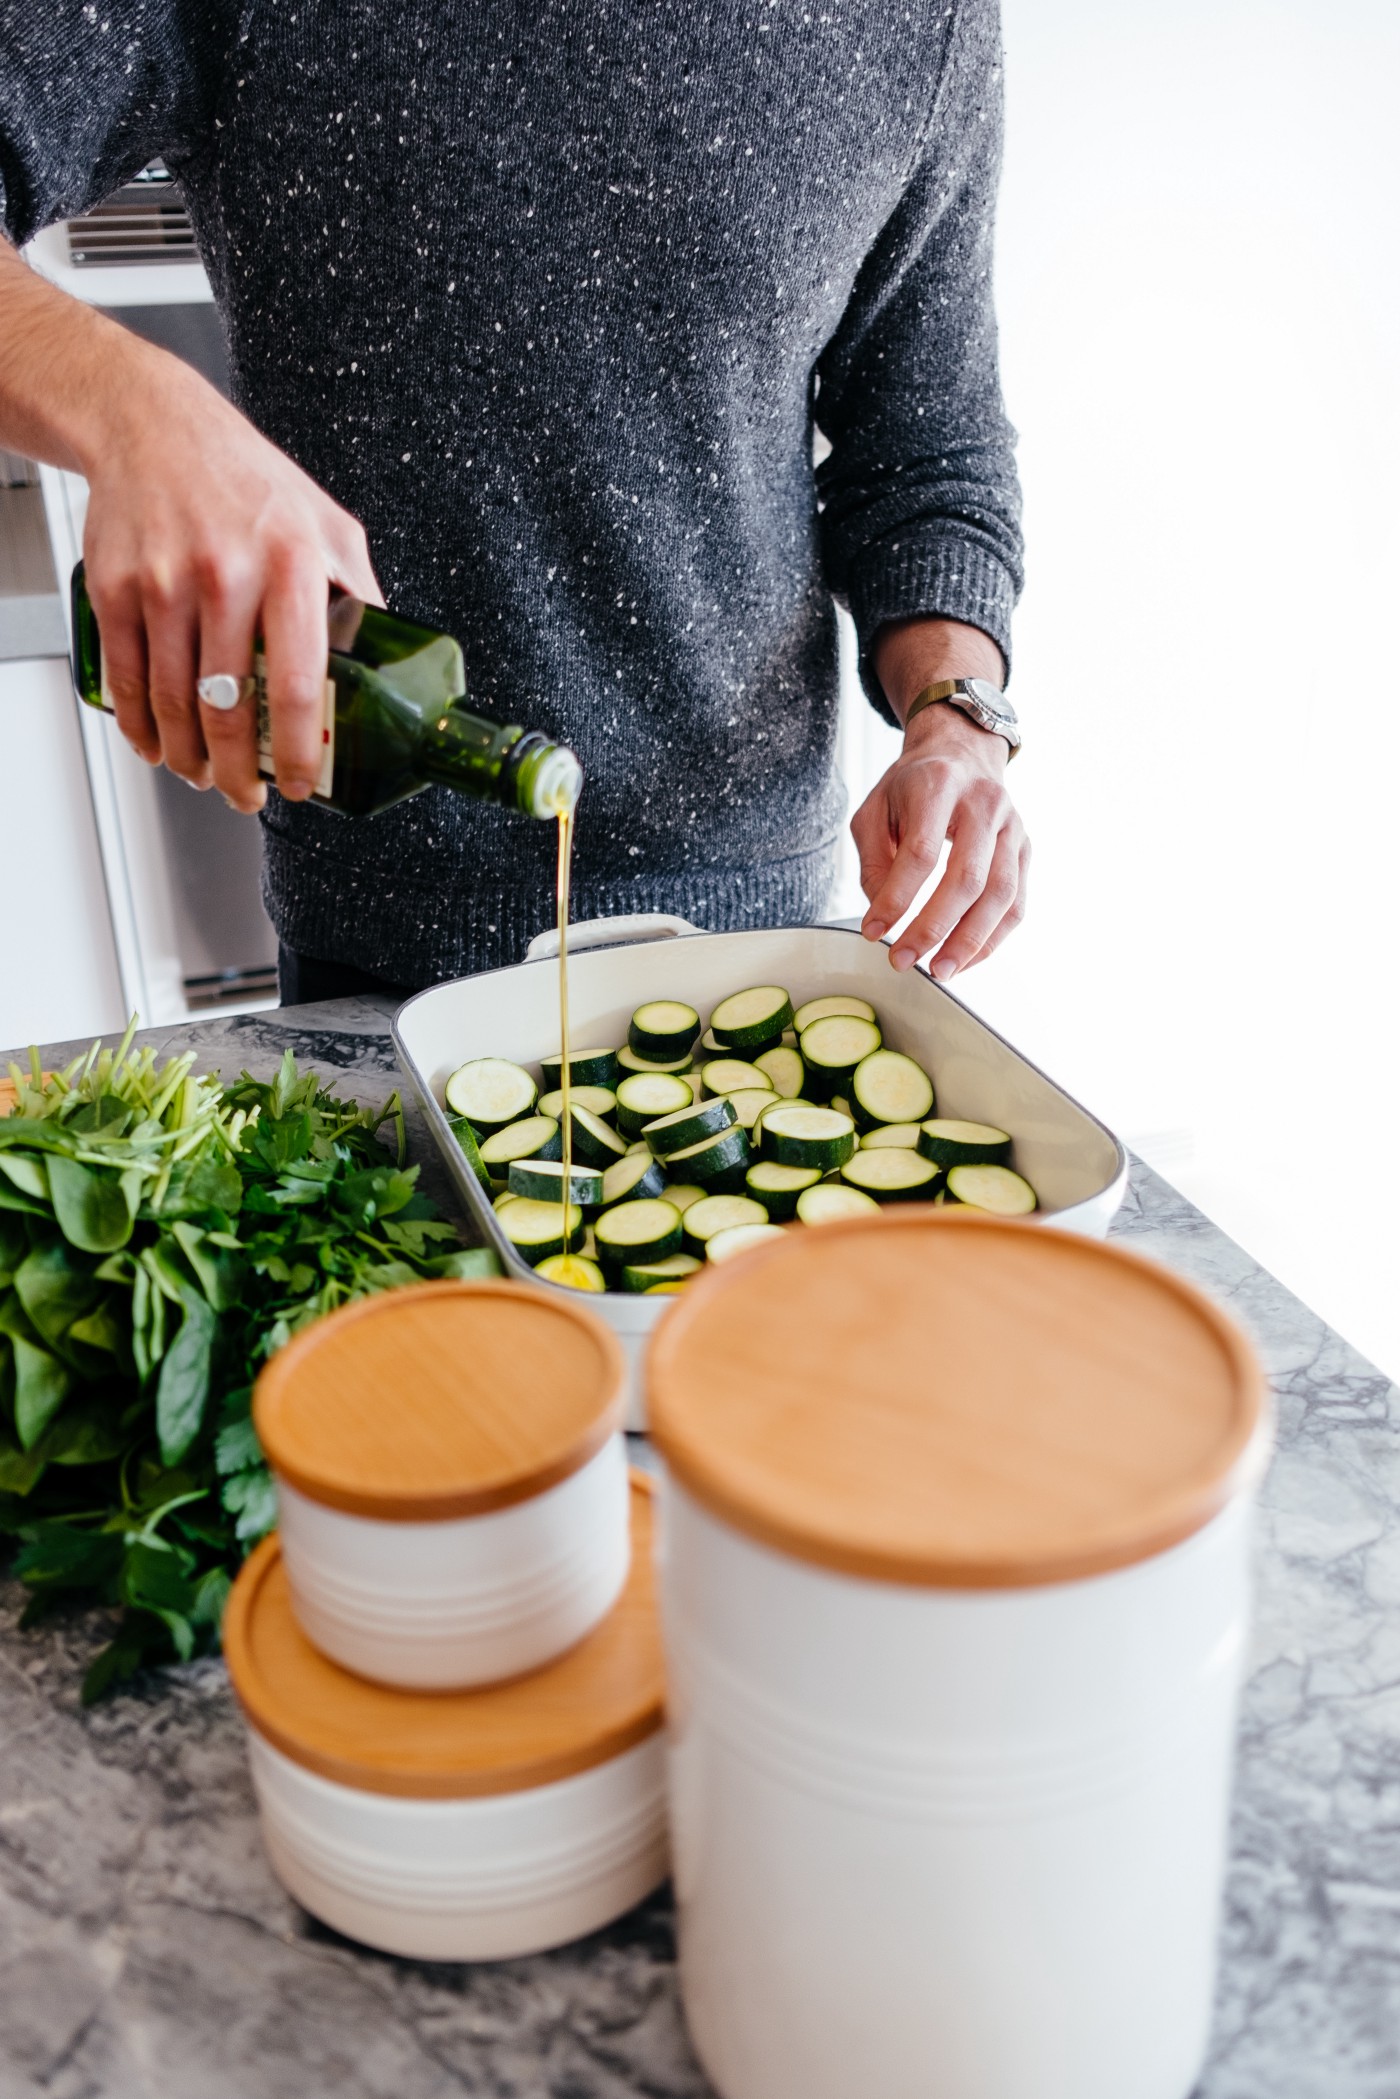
[69,563,581,820]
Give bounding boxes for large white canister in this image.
[648,1210,1270,2099]
[224,1474,668,1961]
[254,1278,628,1688]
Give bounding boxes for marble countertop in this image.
[1,998,1395,2099]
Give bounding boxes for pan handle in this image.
[525,912,700,963]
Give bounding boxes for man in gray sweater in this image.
[0,0,1027,997]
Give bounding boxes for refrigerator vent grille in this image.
[65,166,196,268]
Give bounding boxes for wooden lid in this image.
[223,1474,663,1798]
[253,1278,625,1520]
[648,1212,1268,1590]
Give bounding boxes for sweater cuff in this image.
[845,535,1019,729]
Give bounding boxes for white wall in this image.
[838,0,1400,1375]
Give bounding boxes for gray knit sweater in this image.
[1,0,1022,984]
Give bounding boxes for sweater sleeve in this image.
[815,0,1023,726]
[0,0,234,246]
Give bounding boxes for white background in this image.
[837,0,1400,1376]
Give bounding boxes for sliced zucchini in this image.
[601,1149,670,1206]
[625,1139,651,1155]
[850,1049,935,1130]
[861,1122,925,1151]
[707,1222,787,1264]
[701,1058,774,1096]
[620,1252,703,1292]
[830,1094,853,1120]
[664,1123,751,1188]
[917,1119,1013,1168]
[628,1000,700,1061]
[614,1070,696,1138]
[643,1094,737,1157]
[798,1014,883,1100]
[479,1115,562,1171]
[759,1105,857,1172]
[594,1198,683,1268]
[448,1115,493,1194]
[535,1253,607,1292]
[567,1102,629,1167]
[724,1087,777,1131]
[445,1058,537,1132]
[755,1093,818,1133]
[644,1282,687,1295]
[945,1164,1038,1215]
[709,985,794,1049]
[493,1189,520,1211]
[682,1193,768,1253]
[616,1045,695,1077]
[745,1159,821,1220]
[660,1182,707,1215]
[508,1157,606,1207]
[791,993,877,1035]
[580,1225,599,1259]
[795,1182,881,1226]
[753,1044,805,1099]
[539,1047,618,1091]
[697,1028,726,1056]
[498,1198,584,1263]
[839,1149,942,1202]
[538,1084,617,1123]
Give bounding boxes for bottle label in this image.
[252,655,336,799]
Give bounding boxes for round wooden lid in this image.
[253,1278,625,1520]
[648,1213,1268,1590]
[223,1474,662,1798]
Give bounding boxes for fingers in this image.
[962,836,1031,969]
[260,546,332,800]
[912,820,1025,980]
[142,563,209,787]
[325,509,385,609]
[196,555,265,814]
[860,769,960,943]
[850,782,897,925]
[87,568,159,762]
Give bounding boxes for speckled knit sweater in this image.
[1,0,1022,984]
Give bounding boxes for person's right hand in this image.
[81,342,382,813]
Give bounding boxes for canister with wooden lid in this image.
[648,1212,1271,2099]
[224,1472,668,1960]
[255,1279,628,1689]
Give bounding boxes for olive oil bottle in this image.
[69,563,581,821]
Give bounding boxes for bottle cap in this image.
[529,744,583,817]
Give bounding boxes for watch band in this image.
[903,677,1021,755]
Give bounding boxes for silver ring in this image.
[197,673,256,712]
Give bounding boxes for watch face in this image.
[966,677,1012,720]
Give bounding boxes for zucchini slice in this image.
[614,1070,696,1137]
[601,1149,670,1206]
[791,993,877,1035]
[620,1252,703,1292]
[753,1044,806,1099]
[534,1253,607,1292]
[701,1058,774,1097]
[850,1049,935,1129]
[616,1045,695,1077]
[860,1122,925,1151]
[745,1159,821,1220]
[479,1114,562,1171]
[445,1058,537,1132]
[664,1123,751,1188]
[567,1102,629,1166]
[759,1105,857,1172]
[539,1047,619,1091]
[945,1164,1038,1215]
[755,1093,818,1133]
[795,1182,881,1226]
[659,1182,707,1215]
[798,1014,883,1100]
[538,1084,617,1123]
[643,1094,737,1157]
[448,1115,493,1194]
[644,1282,687,1295]
[724,1087,777,1131]
[709,985,794,1049]
[839,1148,942,1202]
[628,1000,700,1061]
[830,1094,853,1120]
[682,1193,768,1252]
[498,1198,584,1263]
[917,1119,1013,1168]
[594,1198,683,1268]
[707,1221,787,1264]
[508,1157,606,1207]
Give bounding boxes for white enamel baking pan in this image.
[393,916,1129,1428]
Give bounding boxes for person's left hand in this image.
[852,697,1029,980]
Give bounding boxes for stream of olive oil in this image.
[555,807,574,1261]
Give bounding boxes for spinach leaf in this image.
[13,1336,72,1449]
[14,1240,102,1349]
[155,1293,217,1467]
[48,1156,134,1253]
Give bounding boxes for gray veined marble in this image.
[0,1002,1396,2099]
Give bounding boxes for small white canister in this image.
[648,1211,1270,2099]
[254,1278,628,1689]
[224,1472,668,1961]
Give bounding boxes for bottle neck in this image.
[415,708,582,818]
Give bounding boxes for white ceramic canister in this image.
[254,1278,629,1688]
[648,1210,1271,2099]
[224,1473,669,1961]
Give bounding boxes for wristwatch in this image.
[903,677,1021,756]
